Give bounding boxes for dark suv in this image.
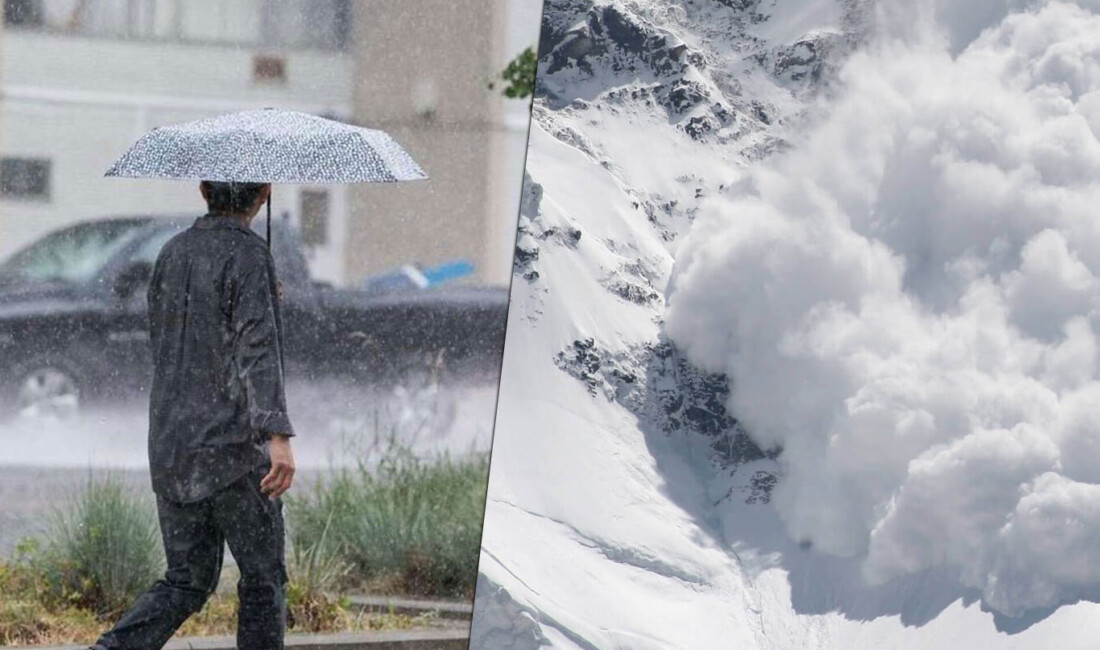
[0,215,507,418]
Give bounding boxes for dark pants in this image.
[94,464,288,650]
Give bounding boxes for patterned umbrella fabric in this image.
[105,108,427,184]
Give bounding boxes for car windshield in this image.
[0,220,148,284]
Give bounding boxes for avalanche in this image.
[474,0,1100,647]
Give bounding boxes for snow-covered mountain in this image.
[472,0,1100,647]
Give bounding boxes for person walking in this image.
[90,180,296,650]
[98,106,425,647]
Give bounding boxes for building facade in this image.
[346,0,537,286]
[0,0,538,286]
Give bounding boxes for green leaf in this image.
[495,46,537,100]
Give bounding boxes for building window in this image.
[299,189,329,246]
[20,0,350,50]
[0,158,51,201]
[253,54,287,84]
[260,0,350,50]
[3,0,43,27]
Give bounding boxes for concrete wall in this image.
[1,30,351,103]
[0,3,3,175]
[0,2,540,287]
[347,0,529,287]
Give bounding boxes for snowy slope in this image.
[473,0,1100,648]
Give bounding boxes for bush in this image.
[0,596,98,646]
[491,46,537,99]
[38,474,163,617]
[0,538,100,646]
[287,446,489,598]
[0,464,463,645]
[285,510,353,631]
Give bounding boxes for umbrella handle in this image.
[266,194,272,249]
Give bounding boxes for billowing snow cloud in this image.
[665,0,1100,616]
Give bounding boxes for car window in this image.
[132,225,186,266]
[254,216,310,290]
[0,220,148,284]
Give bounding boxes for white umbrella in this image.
[106,108,427,244]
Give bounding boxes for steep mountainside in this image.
[472,1,1100,648]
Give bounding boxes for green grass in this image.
[0,540,100,646]
[0,451,487,646]
[286,446,490,598]
[0,552,426,647]
[38,474,164,617]
[0,476,163,646]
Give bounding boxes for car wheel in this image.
[389,349,458,437]
[15,364,82,420]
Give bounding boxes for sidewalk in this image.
[14,628,470,650]
[346,595,473,620]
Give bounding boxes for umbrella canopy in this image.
[105,108,427,184]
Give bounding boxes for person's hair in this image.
[201,181,267,214]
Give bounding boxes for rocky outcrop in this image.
[554,337,779,473]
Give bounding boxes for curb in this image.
[346,595,474,620]
[15,628,470,650]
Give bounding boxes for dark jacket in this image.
[147,215,294,503]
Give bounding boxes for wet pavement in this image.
[0,378,498,557]
[0,465,149,557]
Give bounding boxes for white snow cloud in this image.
[666,0,1100,616]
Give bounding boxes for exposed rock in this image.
[554,337,778,476]
[757,31,855,94]
[744,471,778,504]
[684,115,718,140]
[535,0,702,106]
[663,79,709,115]
[541,225,583,249]
[715,0,761,11]
[514,240,539,265]
[513,173,545,282]
[606,280,661,305]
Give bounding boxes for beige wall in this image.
[0,3,4,246]
[348,0,510,285]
